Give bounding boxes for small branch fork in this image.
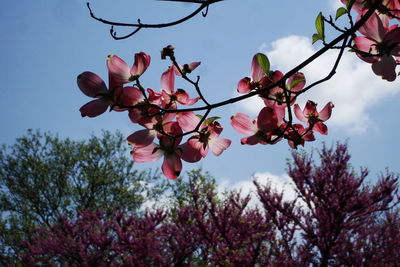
[113,1,380,144]
[86,0,224,40]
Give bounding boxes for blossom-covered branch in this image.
[78,0,400,179]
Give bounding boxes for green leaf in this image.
[312,33,322,44]
[312,12,325,44]
[315,12,324,38]
[204,116,221,125]
[256,53,270,75]
[289,77,305,90]
[335,7,347,20]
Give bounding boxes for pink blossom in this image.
[341,0,400,17]
[282,123,315,149]
[130,122,182,179]
[112,86,145,112]
[231,106,285,145]
[237,53,270,94]
[294,100,334,135]
[354,12,400,81]
[176,111,231,157]
[384,0,400,18]
[262,71,306,107]
[159,67,199,107]
[107,52,151,84]
[127,113,175,148]
[187,121,231,157]
[130,122,200,179]
[77,71,113,118]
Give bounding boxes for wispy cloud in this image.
[237,35,400,134]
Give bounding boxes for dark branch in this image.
[87,0,224,40]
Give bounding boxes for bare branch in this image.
[86,0,224,40]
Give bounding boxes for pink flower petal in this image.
[319,102,334,121]
[107,55,131,83]
[174,62,201,75]
[384,27,400,56]
[179,142,202,162]
[251,53,266,82]
[115,86,144,107]
[162,153,182,179]
[131,143,162,163]
[160,122,183,147]
[127,129,156,148]
[294,104,307,123]
[371,55,397,81]
[209,137,231,156]
[176,111,200,132]
[175,89,199,105]
[354,36,379,63]
[237,77,251,94]
[147,88,162,105]
[257,107,278,132]
[314,121,328,135]
[207,125,221,141]
[231,113,257,135]
[160,67,175,94]
[188,62,201,72]
[358,12,385,42]
[79,99,109,118]
[77,72,108,98]
[274,106,286,125]
[187,138,208,157]
[240,135,261,145]
[130,52,151,77]
[304,101,318,116]
[129,109,142,123]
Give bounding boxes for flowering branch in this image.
[78,0,400,179]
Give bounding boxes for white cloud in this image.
[219,172,299,208]
[329,0,343,11]
[237,35,400,134]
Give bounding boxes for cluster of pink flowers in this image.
[77,50,335,179]
[78,49,231,179]
[347,0,400,81]
[231,53,334,149]
[76,0,399,180]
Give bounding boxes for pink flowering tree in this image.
[78,0,400,179]
[20,143,399,266]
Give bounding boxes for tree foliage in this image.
[0,130,162,264]
[20,143,399,266]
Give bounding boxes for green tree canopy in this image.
[0,130,162,264]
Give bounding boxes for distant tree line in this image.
[0,131,398,266]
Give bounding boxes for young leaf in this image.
[335,7,347,20]
[204,116,221,125]
[256,53,270,75]
[312,33,322,44]
[288,77,305,90]
[315,12,324,38]
[312,12,325,44]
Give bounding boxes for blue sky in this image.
[1,0,399,189]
